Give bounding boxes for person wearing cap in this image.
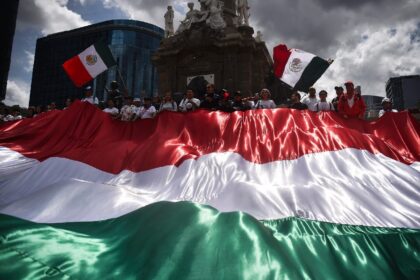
[288,91,308,110]
[315,90,334,112]
[301,87,319,111]
[137,97,157,119]
[81,86,99,105]
[378,98,397,117]
[179,89,200,112]
[338,81,366,119]
[120,96,137,121]
[255,88,276,109]
[132,98,142,117]
[331,86,344,111]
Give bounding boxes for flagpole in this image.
[116,66,129,97]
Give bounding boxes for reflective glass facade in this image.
[30,20,163,107]
[386,75,420,110]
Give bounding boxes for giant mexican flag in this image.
[0,101,419,279]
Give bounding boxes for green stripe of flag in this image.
[294,56,330,92]
[1,202,419,279]
[94,42,116,68]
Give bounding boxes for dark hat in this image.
[84,86,92,91]
[344,80,354,86]
[334,86,344,90]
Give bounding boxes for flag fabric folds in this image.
[62,42,116,87]
[0,102,419,279]
[273,44,331,92]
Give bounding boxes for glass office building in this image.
[386,75,420,111]
[30,20,163,107]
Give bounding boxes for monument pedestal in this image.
[152,22,273,99]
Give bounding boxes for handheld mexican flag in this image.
[62,42,116,87]
[274,44,332,92]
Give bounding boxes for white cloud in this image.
[316,20,420,97]
[77,0,97,5]
[4,80,30,107]
[23,51,35,73]
[17,0,91,35]
[101,0,188,30]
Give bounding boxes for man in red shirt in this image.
[338,81,366,119]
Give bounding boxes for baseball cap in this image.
[381,97,392,104]
[344,81,354,86]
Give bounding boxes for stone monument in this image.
[153,0,274,99]
[164,6,174,38]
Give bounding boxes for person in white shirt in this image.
[301,87,319,111]
[179,89,200,112]
[132,98,142,117]
[120,96,137,121]
[315,90,334,112]
[103,99,119,117]
[2,108,22,121]
[378,97,397,117]
[159,91,178,112]
[81,86,99,105]
[255,88,276,109]
[137,97,157,119]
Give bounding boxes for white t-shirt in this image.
[247,100,255,109]
[159,101,178,112]
[81,96,99,105]
[103,107,119,115]
[3,114,19,121]
[255,99,276,109]
[179,98,200,112]
[138,106,157,119]
[120,105,137,121]
[378,109,397,117]
[347,96,355,108]
[301,95,319,112]
[315,101,334,112]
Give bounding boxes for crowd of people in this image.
[0,80,401,124]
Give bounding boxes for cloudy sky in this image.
[5,0,420,106]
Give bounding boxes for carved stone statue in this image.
[164,6,174,37]
[199,0,226,30]
[255,30,263,42]
[237,0,250,26]
[207,0,226,30]
[176,2,203,34]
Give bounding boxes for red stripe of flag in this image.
[62,55,93,87]
[0,101,418,174]
[273,44,292,78]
